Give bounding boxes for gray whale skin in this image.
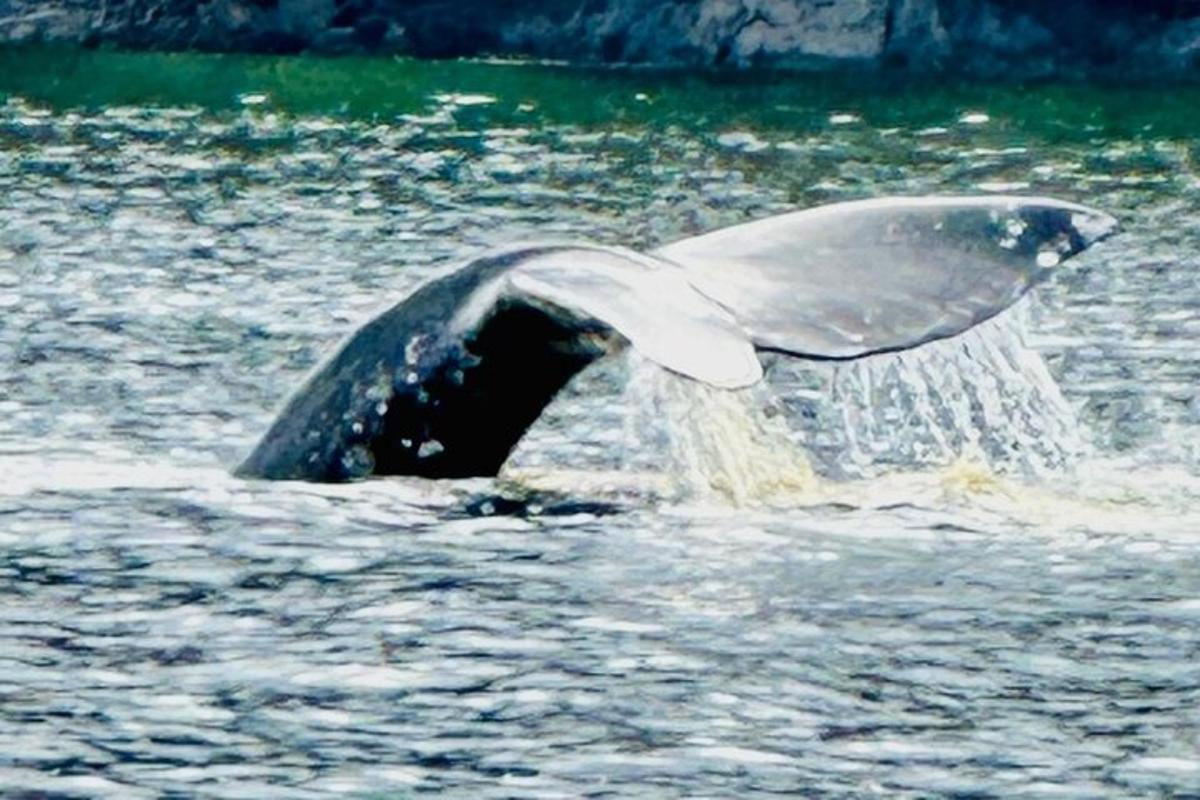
[236,195,1117,482]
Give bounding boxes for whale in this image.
[235,195,1118,482]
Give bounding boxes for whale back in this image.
[655,196,1118,359]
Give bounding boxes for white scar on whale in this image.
[234,195,1118,485]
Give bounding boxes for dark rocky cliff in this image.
[1,0,1198,77]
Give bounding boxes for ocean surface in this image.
[1,47,1198,798]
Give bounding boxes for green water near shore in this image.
[2,44,1199,138]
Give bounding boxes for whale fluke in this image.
[236,196,1117,483]
[657,196,1118,358]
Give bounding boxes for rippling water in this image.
[1,47,1199,797]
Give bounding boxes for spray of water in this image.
[627,299,1085,502]
[625,354,816,505]
[815,302,1087,480]
[509,299,1085,504]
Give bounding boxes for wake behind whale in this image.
[235,195,1117,485]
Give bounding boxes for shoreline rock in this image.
[0,1,1198,78]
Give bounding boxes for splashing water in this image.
[627,354,817,505]
[502,350,815,503]
[510,299,1085,503]
[768,298,1088,482]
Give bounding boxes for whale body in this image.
[236,196,1117,482]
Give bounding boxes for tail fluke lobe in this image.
[655,196,1118,359]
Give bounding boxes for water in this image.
[1,47,1199,797]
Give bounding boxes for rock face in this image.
[1,0,1198,77]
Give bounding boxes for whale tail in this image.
[656,195,1118,359]
[236,196,1117,482]
[235,245,759,481]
